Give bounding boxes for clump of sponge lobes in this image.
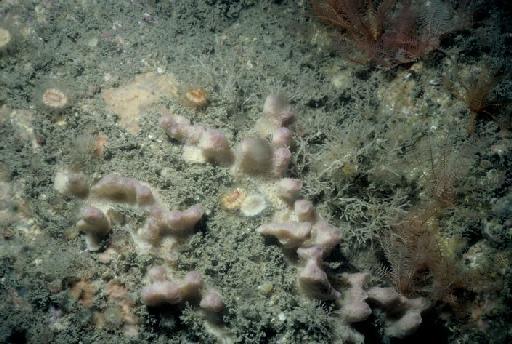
[141,268,204,307]
[59,171,205,252]
[336,273,431,338]
[141,266,225,318]
[160,113,233,166]
[257,198,342,300]
[90,174,156,207]
[160,94,296,178]
[76,206,111,251]
[254,164,429,338]
[138,204,204,245]
[367,287,430,338]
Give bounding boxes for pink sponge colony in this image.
[141,266,225,317]
[139,204,204,245]
[91,175,155,207]
[76,206,111,251]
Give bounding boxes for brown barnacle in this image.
[220,188,247,211]
[184,88,208,109]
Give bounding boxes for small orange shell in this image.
[184,88,208,109]
[220,188,246,211]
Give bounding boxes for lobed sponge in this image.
[160,114,204,145]
[233,137,291,177]
[233,137,273,176]
[257,222,312,249]
[76,206,111,251]
[198,129,234,166]
[339,272,372,324]
[160,114,233,166]
[139,204,204,245]
[141,270,203,306]
[256,94,296,137]
[91,174,155,206]
[161,94,296,178]
[199,289,225,327]
[275,178,303,203]
[258,197,342,300]
[297,247,341,300]
[199,288,225,314]
[141,267,225,318]
[272,127,293,147]
[367,287,430,338]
